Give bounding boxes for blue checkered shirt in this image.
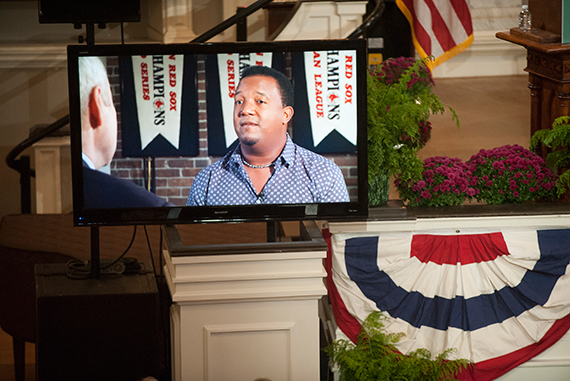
[186,136,349,206]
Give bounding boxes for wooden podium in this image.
[162,221,328,381]
[496,0,570,144]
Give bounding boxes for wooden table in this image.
[496,31,570,143]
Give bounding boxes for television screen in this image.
[67,39,368,226]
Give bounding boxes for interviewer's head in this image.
[79,56,117,170]
[233,66,294,157]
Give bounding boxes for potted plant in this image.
[367,57,458,206]
[396,156,476,207]
[325,311,472,381]
[530,116,570,199]
[466,144,558,204]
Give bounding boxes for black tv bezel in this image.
[68,39,369,227]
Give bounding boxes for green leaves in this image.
[324,311,472,381]
[367,58,457,190]
[531,116,570,152]
[530,116,570,196]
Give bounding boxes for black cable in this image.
[159,226,164,277]
[65,260,93,279]
[144,225,158,279]
[66,225,138,279]
[101,225,138,269]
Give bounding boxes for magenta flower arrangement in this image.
[466,145,558,204]
[400,120,432,150]
[371,56,434,96]
[396,156,476,207]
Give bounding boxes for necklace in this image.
[242,157,275,169]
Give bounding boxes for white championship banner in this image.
[132,54,184,150]
[304,50,357,147]
[217,53,273,149]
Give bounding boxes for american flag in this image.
[325,227,570,380]
[396,0,474,69]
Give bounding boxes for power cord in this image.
[66,225,143,279]
[144,225,158,278]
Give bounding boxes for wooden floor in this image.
[391,74,530,199]
[421,75,529,160]
[0,74,532,380]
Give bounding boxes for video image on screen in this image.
[68,40,368,225]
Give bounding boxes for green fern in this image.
[324,311,472,381]
[530,116,570,196]
[367,58,458,187]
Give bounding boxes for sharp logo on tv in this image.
[132,55,184,150]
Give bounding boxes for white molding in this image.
[518,359,570,367]
[432,30,527,78]
[164,246,327,303]
[328,213,570,234]
[170,304,182,381]
[0,44,67,69]
[469,31,523,53]
[165,263,327,303]
[274,1,368,40]
[169,250,326,265]
[203,322,296,380]
[146,0,197,43]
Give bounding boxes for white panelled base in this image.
[273,1,368,40]
[164,248,328,381]
[496,330,570,381]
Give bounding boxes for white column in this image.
[163,224,328,381]
[33,136,72,214]
[147,0,197,43]
[274,1,368,41]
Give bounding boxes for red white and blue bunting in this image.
[324,227,570,380]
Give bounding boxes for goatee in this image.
[240,137,259,146]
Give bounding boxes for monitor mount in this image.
[75,23,106,47]
[38,0,141,47]
[38,2,141,276]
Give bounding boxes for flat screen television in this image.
[67,39,368,226]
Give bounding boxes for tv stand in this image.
[266,220,278,242]
[35,262,161,380]
[162,220,328,380]
[91,225,100,278]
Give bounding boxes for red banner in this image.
[132,54,184,149]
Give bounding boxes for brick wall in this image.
[105,56,359,206]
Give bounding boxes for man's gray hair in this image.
[79,56,113,113]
